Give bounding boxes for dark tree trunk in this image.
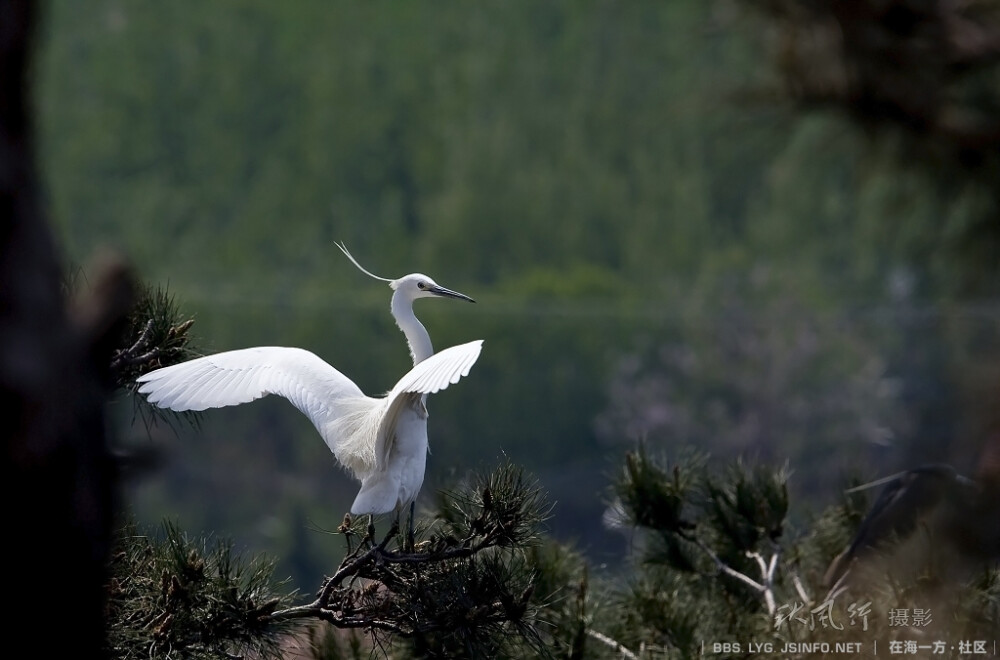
[1,1,134,655]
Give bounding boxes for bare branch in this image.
[586,628,641,660]
[792,571,813,606]
[111,318,155,370]
[692,538,766,594]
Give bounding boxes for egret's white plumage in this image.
[136,245,481,515]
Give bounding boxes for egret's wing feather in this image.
[389,339,484,398]
[372,340,484,470]
[137,347,369,449]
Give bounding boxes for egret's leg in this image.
[407,501,416,551]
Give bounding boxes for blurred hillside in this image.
[36,0,998,588]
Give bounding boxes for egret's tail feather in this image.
[351,476,400,515]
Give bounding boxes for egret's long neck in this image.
[391,291,433,365]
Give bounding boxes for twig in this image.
[823,582,849,607]
[271,522,397,623]
[693,539,766,593]
[792,571,812,605]
[267,490,535,640]
[111,318,155,370]
[320,522,397,606]
[691,539,779,615]
[267,515,514,627]
[747,550,779,615]
[379,528,499,565]
[586,628,640,660]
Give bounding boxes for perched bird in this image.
[137,244,482,519]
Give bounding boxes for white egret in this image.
[136,244,482,524]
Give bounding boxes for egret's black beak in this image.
[430,285,475,303]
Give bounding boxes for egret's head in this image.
[391,273,475,303]
[336,242,475,303]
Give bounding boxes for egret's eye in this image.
[417,282,426,289]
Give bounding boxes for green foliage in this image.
[105,451,997,659]
[42,0,937,301]
[39,4,1000,652]
[37,0,1000,586]
[743,0,1000,291]
[113,282,198,389]
[105,520,297,659]
[98,280,203,443]
[346,465,550,656]
[597,449,999,659]
[242,462,559,658]
[433,460,552,549]
[704,460,788,553]
[521,540,592,659]
[618,447,698,537]
[106,463,557,658]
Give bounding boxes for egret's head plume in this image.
[336,242,395,285]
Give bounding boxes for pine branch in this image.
[687,536,780,615]
[105,520,297,660]
[107,467,552,659]
[272,521,399,623]
[269,463,551,656]
[585,628,640,660]
[111,283,198,391]
[110,282,201,432]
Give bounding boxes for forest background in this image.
[35,0,999,591]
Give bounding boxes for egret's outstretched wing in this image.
[392,340,483,397]
[373,339,483,468]
[136,347,369,450]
